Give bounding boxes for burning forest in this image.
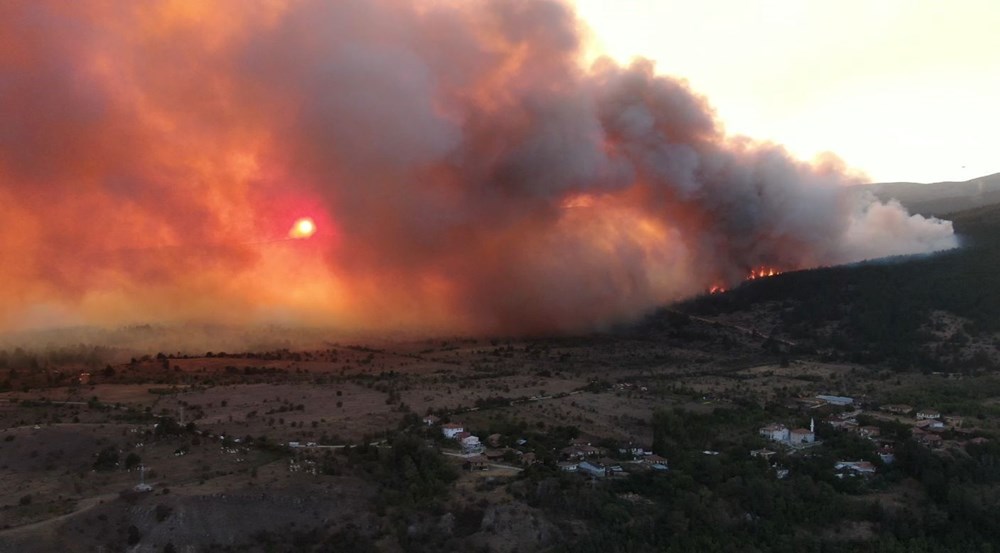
[0,0,957,335]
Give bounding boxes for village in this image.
[2,322,999,551]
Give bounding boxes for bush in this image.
[93,446,119,471]
[154,504,173,522]
[125,452,142,470]
[126,525,141,545]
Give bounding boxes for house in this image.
[918,433,943,448]
[441,423,464,439]
[827,416,858,430]
[578,461,607,478]
[816,395,854,406]
[944,415,964,428]
[858,426,881,439]
[422,415,440,426]
[618,443,647,457]
[561,445,602,460]
[458,433,482,452]
[789,427,815,444]
[750,449,776,459]
[835,460,877,475]
[463,455,489,471]
[837,409,864,421]
[760,424,790,442]
[878,446,895,464]
[881,404,913,416]
[916,409,941,420]
[599,458,624,474]
[558,462,578,472]
[484,449,506,462]
[642,454,669,467]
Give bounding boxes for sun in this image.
[288,217,316,239]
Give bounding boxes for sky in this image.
[0,0,961,337]
[574,0,1000,183]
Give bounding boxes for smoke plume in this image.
[0,0,957,335]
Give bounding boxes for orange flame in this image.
[746,266,781,280]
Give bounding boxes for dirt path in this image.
[0,492,119,537]
[672,309,798,347]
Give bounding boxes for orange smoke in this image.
[0,0,957,336]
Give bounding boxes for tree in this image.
[127,525,141,546]
[125,452,142,470]
[93,446,119,471]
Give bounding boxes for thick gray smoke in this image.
[0,0,957,334]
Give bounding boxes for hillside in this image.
[853,172,1000,216]
[676,200,1000,372]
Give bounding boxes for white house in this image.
[458,432,482,452]
[618,444,648,457]
[878,446,895,464]
[763,419,816,446]
[760,424,790,442]
[441,423,464,439]
[835,460,876,475]
[916,409,941,420]
[558,462,578,472]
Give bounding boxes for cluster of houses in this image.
[759,418,817,447]
[827,404,967,450]
[425,416,540,470]
[557,440,668,477]
[423,413,669,476]
[431,418,483,454]
[758,416,885,478]
[766,394,985,479]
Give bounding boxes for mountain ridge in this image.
[854,172,1000,216]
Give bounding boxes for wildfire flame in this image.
[709,285,726,294]
[746,266,781,280]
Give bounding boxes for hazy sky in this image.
[0,0,959,334]
[574,0,1000,183]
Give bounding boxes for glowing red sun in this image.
[288,217,316,239]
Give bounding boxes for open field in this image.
[3,304,1000,551]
